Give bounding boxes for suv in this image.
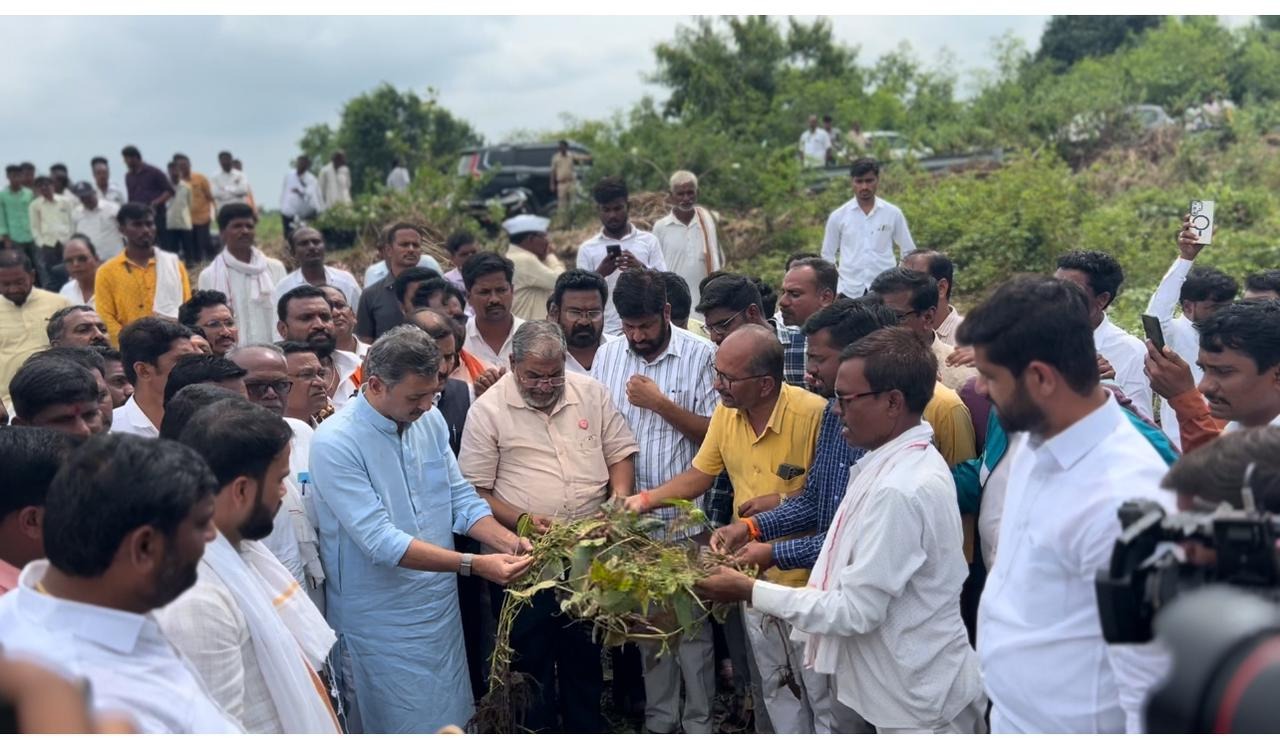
[456,141,592,218]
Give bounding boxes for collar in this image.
[592,223,636,243]
[850,421,935,472]
[499,370,581,415]
[625,323,685,365]
[1027,395,1124,471]
[117,395,159,434]
[332,349,361,378]
[351,391,400,435]
[508,243,550,263]
[847,196,882,216]
[14,560,151,654]
[734,383,796,441]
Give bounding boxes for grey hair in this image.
[669,170,698,190]
[365,324,440,387]
[511,320,566,363]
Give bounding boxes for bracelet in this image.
[458,552,474,577]
[778,491,790,505]
[744,517,762,541]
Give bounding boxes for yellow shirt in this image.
[923,381,979,562]
[0,287,70,410]
[187,173,214,226]
[95,251,192,344]
[923,381,977,467]
[507,243,564,321]
[693,383,826,587]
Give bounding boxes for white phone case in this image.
[1190,200,1215,245]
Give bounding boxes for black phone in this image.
[606,244,622,259]
[776,463,806,481]
[1141,314,1166,351]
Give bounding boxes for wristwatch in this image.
[458,553,474,577]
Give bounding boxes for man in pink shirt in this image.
[0,427,77,595]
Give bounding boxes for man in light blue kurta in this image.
[309,325,531,733]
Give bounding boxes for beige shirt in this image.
[550,151,577,183]
[0,287,69,410]
[933,335,977,391]
[458,371,639,519]
[508,243,564,321]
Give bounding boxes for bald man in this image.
[626,324,832,733]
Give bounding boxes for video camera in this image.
[1095,498,1280,645]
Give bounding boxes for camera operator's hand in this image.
[1144,340,1196,400]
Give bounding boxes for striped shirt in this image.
[753,400,866,570]
[592,325,718,539]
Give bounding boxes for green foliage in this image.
[298,84,482,195]
[1036,15,1162,68]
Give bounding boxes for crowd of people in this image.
[2,144,1280,735]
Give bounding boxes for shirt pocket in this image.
[570,431,610,489]
[1005,527,1073,626]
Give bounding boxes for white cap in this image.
[502,214,551,236]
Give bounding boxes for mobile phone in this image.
[1141,314,1166,351]
[1189,199,1215,245]
[606,244,622,259]
[776,463,806,481]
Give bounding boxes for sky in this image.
[0,14,1137,209]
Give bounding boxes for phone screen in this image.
[607,244,621,258]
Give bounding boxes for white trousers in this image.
[743,605,834,734]
[638,619,716,733]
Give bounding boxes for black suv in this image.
[456,141,591,218]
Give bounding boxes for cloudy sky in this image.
[4,15,1057,208]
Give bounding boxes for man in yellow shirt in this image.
[94,202,191,344]
[625,324,829,733]
[0,249,70,411]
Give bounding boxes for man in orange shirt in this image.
[175,155,214,262]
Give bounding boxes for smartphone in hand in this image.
[1189,200,1215,245]
[606,244,622,259]
[1141,314,1166,352]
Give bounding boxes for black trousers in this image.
[168,229,197,267]
[457,535,493,702]
[490,583,605,732]
[193,222,215,261]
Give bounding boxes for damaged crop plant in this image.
[469,500,754,733]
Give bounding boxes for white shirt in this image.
[331,349,361,410]
[94,180,127,206]
[976,453,1012,569]
[653,209,723,320]
[197,250,288,346]
[591,325,717,538]
[0,561,242,733]
[59,279,92,307]
[73,200,124,261]
[821,196,917,298]
[1095,315,1154,421]
[564,332,621,376]
[362,254,443,288]
[799,128,833,166]
[386,166,411,192]
[317,162,351,210]
[271,266,362,313]
[576,224,668,335]
[978,397,1174,733]
[463,315,525,370]
[1146,257,1206,444]
[154,558,284,733]
[279,171,320,219]
[112,395,159,438]
[936,306,964,348]
[751,423,982,729]
[211,169,251,213]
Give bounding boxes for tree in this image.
[1036,15,1163,68]
[299,84,482,195]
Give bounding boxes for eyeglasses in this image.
[834,389,888,410]
[517,373,566,388]
[714,368,767,386]
[563,308,604,321]
[201,318,237,330]
[702,309,745,337]
[245,380,293,398]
